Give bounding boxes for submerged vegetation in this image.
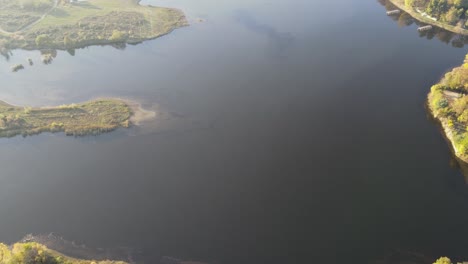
[0,99,132,138]
[0,241,127,264]
[10,64,24,72]
[0,0,188,51]
[428,54,468,161]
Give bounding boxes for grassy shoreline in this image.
[0,0,188,51]
[388,0,468,35]
[0,241,127,264]
[427,97,468,163]
[427,56,468,163]
[0,98,140,138]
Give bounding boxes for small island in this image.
[0,241,127,264]
[428,54,468,162]
[0,0,188,51]
[389,0,468,35]
[0,99,134,138]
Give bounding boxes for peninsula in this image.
[0,0,188,51]
[0,241,127,263]
[388,0,468,35]
[0,99,134,138]
[428,54,468,162]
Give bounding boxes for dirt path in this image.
[443,90,464,104]
[0,28,12,36]
[0,0,59,35]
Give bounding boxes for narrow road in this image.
[0,0,59,35]
[0,28,12,36]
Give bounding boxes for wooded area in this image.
[405,0,468,25]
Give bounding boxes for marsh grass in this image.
[0,241,127,264]
[0,99,132,138]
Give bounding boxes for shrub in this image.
[433,256,451,264]
[35,34,52,47]
[430,88,449,112]
[438,98,449,109]
[63,35,74,47]
[454,133,468,154]
[448,119,455,128]
[405,0,415,7]
[109,30,128,42]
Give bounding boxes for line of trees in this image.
[405,0,468,25]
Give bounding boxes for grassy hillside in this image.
[0,99,132,138]
[0,0,188,50]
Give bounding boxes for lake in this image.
[2,0,468,263]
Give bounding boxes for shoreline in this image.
[384,0,468,164]
[388,0,468,35]
[118,98,157,125]
[0,97,154,138]
[0,239,127,264]
[0,97,156,125]
[427,100,468,163]
[84,97,157,125]
[0,0,189,51]
[80,98,157,127]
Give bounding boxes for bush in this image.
[438,98,449,109]
[109,30,128,42]
[430,88,449,111]
[63,35,74,47]
[434,256,451,264]
[454,133,468,154]
[405,0,415,7]
[448,119,455,127]
[35,34,52,47]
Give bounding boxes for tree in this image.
[109,30,128,42]
[454,0,468,8]
[405,0,415,7]
[63,35,74,47]
[426,0,437,16]
[427,0,449,18]
[439,0,449,13]
[35,34,52,47]
[433,257,452,264]
[444,6,462,24]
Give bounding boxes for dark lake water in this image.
[4,0,468,263]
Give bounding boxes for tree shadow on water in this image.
[378,0,468,48]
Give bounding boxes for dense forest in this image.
[405,0,468,25]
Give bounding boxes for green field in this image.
[0,241,127,264]
[0,99,132,138]
[0,0,188,50]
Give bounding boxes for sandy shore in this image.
[124,99,157,125]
